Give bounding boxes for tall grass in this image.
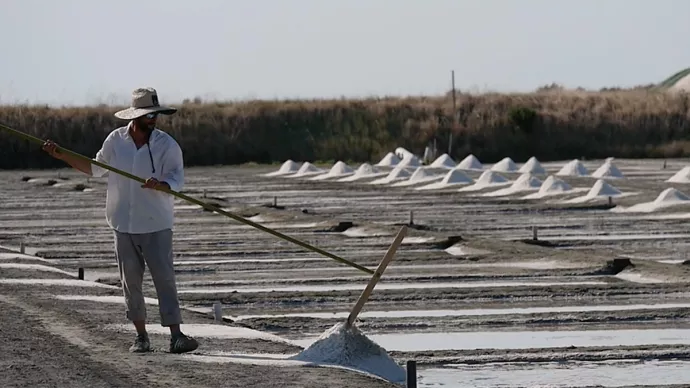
[1,89,689,170]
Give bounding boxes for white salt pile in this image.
[429,153,456,169]
[309,161,355,181]
[522,175,583,199]
[518,156,546,175]
[415,168,473,190]
[481,173,542,197]
[391,167,442,187]
[289,322,406,384]
[376,152,401,167]
[490,157,519,173]
[457,170,511,192]
[611,188,690,213]
[556,159,589,177]
[397,154,422,169]
[587,179,622,197]
[592,159,625,179]
[337,163,388,182]
[263,159,300,177]
[395,147,416,161]
[560,179,625,204]
[285,162,325,178]
[456,154,483,171]
[369,166,412,185]
[666,166,690,183]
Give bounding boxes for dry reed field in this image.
[1,89,690,171]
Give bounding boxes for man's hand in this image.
[42,140,64,160]
[142,177,170,191]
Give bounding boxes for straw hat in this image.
[114,87,177,119]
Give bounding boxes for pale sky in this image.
[2,0,690,106]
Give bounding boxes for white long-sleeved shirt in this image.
[90,123,184,234]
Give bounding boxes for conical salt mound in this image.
[592,160,624,179]
[397,154,422,168]
[309,161,355,180]
[519,156,546,174]
[287,162,324,177]
[430,153,456,169]
[666,166,690,183]
[477,170,509,185]
[394,147,416,160]
[556,159,589,177]
[376,152,401,167]
[510,173,543,190]
[263,159,300,177]
[290,322,406,384]
[587,179,622,197]
[391,167,442,187]
[654,188,690,204]
[415,168,473,190]
[369,166,412,185]
[441,168,473,184]
[338,163,387,182]
[457,171,510,192]
[457,154,483,171]
[490,157,518,172]
[537,175,571,194]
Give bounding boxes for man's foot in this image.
[170,332,198,354]
[129,333,151,353]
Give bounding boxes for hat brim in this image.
[114,106,177,120]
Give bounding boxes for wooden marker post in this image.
[346,225,408,327]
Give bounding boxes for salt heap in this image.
[481,173,542,197]
[289,322,406,384]
[612,188,690,213]
[286,162,325,178]
[587,179,622,197]
[369,166,411,185]
[376,152,401,167]
[337,163,387,182]
[457,170,510,192]
[415,168,473,190]
[395,147,416,161]
[309,161,355,181]
[592,159,625,179]
[522,175,575,199]
[560,179,625,204]
[666,166,690,183]
[556,159,589,177]
[391,166,442,187]
[518,156,546,175]
[397,154,422,169]
[263,159,300,177]
[456,154,484,171]
[429,153,456,169]
[490,157,519,173]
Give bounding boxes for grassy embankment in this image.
[1,89,689,170]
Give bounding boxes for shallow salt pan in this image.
[294,328,690,352]
[54,294,159,304]
[232,302,690,321]
[418,360,690,388]
[107,323,294,344]
[0,278,118,289]
[177,280,605,294]
[174,258,329,266]
[0,252,51,262]
[0,263,74,276]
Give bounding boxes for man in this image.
[42,87,199,354]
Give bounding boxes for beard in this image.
[135,117,156,134]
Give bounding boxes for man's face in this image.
[136,113,157,133]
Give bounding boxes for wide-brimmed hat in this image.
[114,87,177,120]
